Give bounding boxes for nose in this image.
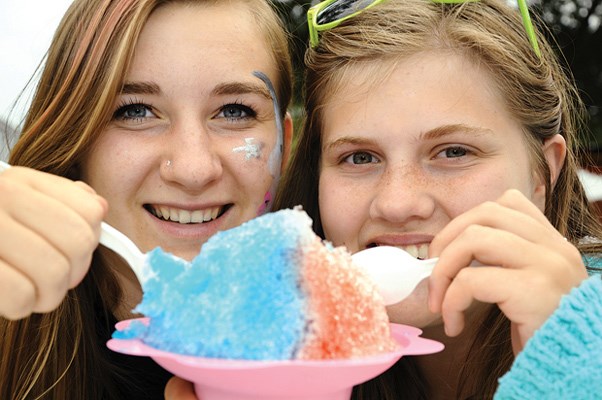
[160,120,223,192]
[369,163,436,224]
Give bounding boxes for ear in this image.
[280,112,294,172]
[532,134,566,210]
[543,134,567,188]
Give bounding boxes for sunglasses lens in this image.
[317,0,376,24]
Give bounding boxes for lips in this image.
[145,204,230,224]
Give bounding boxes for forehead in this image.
[321,51,521,141]
[131,2,277,82]
[323,51,506,112]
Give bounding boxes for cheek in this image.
[231,138,265,162]
[230,137,280,178]
[81,137,142,195]
[318,173,365,249]
[228,140,277,211]
[441,170,524,215]
[385,281,441,328]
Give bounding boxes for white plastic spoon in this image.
[98,222,155,284]
[352,246,438,305]
[1,161,436,300]
[0,160,153,284]
[101,231,436,303]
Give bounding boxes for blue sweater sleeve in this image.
[494,275,602,400]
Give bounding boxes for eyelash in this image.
[434,145,471,159]
[341,151,380,165]
[112,97,154,122]
[111,98,259,125]
[338,145,472,165]
[217,101,258,122]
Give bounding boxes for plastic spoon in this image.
[98,222,155,284]
[0,160,153,284]
[1,161,434,300]
[352,246,437,305]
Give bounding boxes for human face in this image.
[318,51,544,327]
[82,3,287,262]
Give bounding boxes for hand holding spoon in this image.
[0,160,153,284]
[1,160,435,302]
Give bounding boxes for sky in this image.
[0,0,73,130]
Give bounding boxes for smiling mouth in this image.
[367,242,429,259]
[145,204,231,224]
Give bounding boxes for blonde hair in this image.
[274,0,602,398]
[1,0,292,398]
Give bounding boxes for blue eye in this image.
[218,103,257,121]
[344,151,379,164]
[113,103,155,121]
[442,146,468,158]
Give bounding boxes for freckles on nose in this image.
[384,164,428,187]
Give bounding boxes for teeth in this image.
[150,205,222,224]
[191,210,204,223]
[416,244,429,259]
[378,243,430,259]
[178,210,192,224]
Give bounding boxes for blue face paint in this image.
[253,71,285,214]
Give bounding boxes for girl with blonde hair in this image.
[0,0,293,398]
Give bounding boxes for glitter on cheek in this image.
[232,138,264,160]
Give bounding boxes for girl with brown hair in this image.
[273,0,602,398]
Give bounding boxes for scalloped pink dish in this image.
[108,318,443,400]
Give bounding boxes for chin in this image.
[385,285,441,328]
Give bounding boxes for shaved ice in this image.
[113,208,397,360]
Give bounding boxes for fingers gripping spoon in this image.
[1,160,434,300]
[351,246,438,305]
[0,160,154,284]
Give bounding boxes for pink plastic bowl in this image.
[108,318,444,400]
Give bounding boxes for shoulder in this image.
[494,275,602,399]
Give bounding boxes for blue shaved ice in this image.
[114,209,315,360]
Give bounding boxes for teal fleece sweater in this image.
[495,275,602,399]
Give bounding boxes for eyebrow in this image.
[324,124,493,151]
[119,81,272,100]
[324,136,375,152]
[120,81,161,95]
[420,124,494,140]
[212,81,272,100]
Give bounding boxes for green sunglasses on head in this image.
[307,0,541,57]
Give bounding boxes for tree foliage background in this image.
[272,0,602,148]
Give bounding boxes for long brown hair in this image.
[274,0,602,398]
[1,1,292,398]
